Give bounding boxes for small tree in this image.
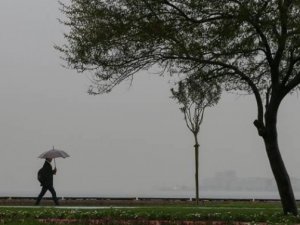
[171,77,221,204]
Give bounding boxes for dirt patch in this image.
[38,218,266,225]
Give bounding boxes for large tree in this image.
[171,77,221,205]
[58,0,300,215]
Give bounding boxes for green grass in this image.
[0,202,299,224]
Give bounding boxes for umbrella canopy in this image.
[38,147,70,159]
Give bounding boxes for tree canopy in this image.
[171,77,221,135]
[59,0,300,97]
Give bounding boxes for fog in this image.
[0,0,299,199]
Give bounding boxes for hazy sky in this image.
[0,0,300,199]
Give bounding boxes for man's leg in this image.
[48,186,59,205]
[35,186,47,205]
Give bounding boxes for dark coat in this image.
[40,161,55,187]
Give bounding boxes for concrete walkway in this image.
[0,205,137,209]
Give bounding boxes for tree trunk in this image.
[194,134,199,205]
[262,108,298,215]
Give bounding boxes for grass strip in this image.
[0,202,299,224]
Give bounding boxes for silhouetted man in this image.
[35,158,59,205]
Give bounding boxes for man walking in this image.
[35,158,59,205]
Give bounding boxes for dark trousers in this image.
[36,185,59,205]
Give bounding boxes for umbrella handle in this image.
[54,158,56,169]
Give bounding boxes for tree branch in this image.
[274,0,288,71]
[162,0,234,24]
[283,73,300,96]
[246,19,273,66]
